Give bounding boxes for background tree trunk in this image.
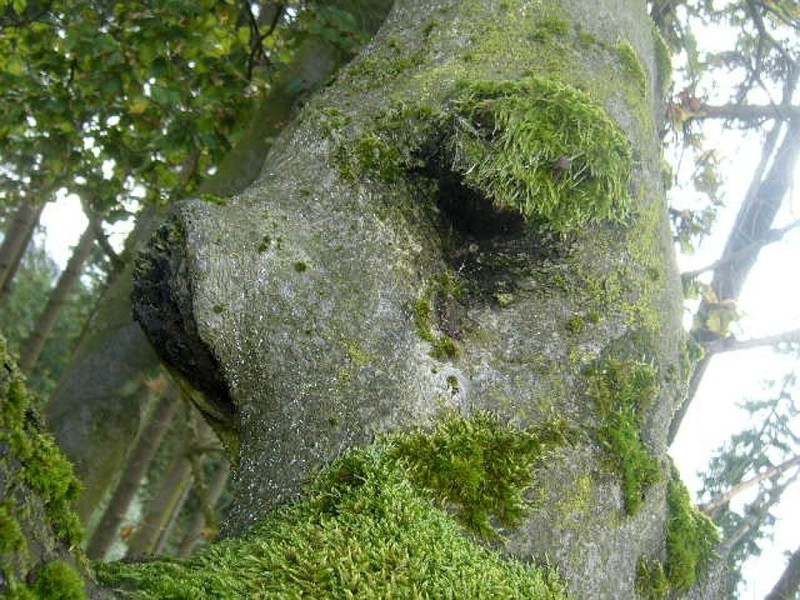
[0,199,45,300]
[85,386,179,560]
[176,456,230,558]
[765,546,800,600]
[18,216,97,374]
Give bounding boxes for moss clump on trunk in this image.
[0,336,86,599]
[98,414,571,598]
[588,359,661,515]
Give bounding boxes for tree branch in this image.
[682,218,800,282]
[700,454,800,516]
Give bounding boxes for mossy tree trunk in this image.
[130,0,720,597]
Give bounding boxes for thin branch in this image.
[705,328,800,355]
[700,454,800,516]
[682,218,800,282]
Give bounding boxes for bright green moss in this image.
[447,77,633,232]
[636,556,669,600]
[665,471,719,591]
[391,411,572,538]
[33,561,86,600]
[0,339,83,547]
[0,503,25,555]
[430,336,461,360]
[566,315,585,335]
[98,444,569,599]
[588,360,661,515]
[615,39,647,96]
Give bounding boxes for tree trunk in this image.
[17,217,97,374]
[125,444,193,558]
[0,199,44,301]
[176,456,230,558]
[130,1,713,597]
[152,477,192,556]
[85,386,180,560]
[765,546,800,600]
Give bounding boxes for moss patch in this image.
[391,411,572,538]
[635,556,669,600]
[0,336,85,597]
[588,359,661,515]
[446,77,633,231]
[98,441,569,599]
[32,561,86,600]
[664,471,719,591]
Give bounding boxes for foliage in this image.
[97,444,569,599]
[390,411,572,538]
[588,359,661,514]
[0,0,300,241]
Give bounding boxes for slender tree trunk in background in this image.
[85,386,180,560]
[46,209,162,523]
[0,199,45,301]
[125,443,193,558]
[153,478,192,555]
[765,546,800,600]
[669,119,800,445]
[177,456,230,558]
[18,218,97,374]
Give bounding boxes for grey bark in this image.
[130,0,714,597]
[85,387,180,560]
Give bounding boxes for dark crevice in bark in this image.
[131,217,234,440]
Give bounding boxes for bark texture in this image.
[131,0,720,597]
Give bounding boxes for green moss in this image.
[413,297,436,343]
[430,336,461,360]
[0,503,25,555]
[293,261,308,273]
[530,15,570,42]
[390,411,572,538]
[665,471,719,591]
[0,339,83,548]
[98,444,569,599]
[588,360,661,515]
[566,315,585,335]
[446,77,632,231]
[635,557,669,600]
[33,561,86,600]
[615,39,647,96]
